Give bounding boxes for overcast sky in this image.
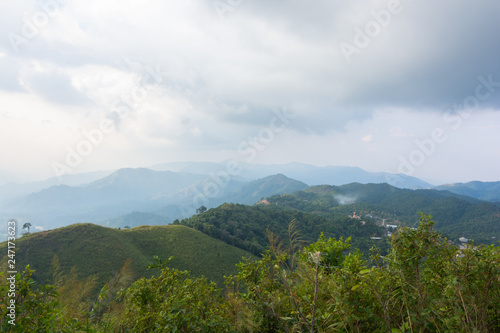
[1,0,499,185]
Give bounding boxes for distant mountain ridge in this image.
[0,170,114,204]
[0,169,208,228]
[219,174,308,205]
[434,181,500,203]
[152,161,433,189]
[0,171,309,237]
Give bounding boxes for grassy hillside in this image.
[0,223,256,290]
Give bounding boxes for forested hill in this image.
[267,183,500,243]
[434,181,500,203]
[177,203,387,257]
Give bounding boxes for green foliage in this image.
[197,205,208,214]
[22,223,31,234]
[301,233,351,270]
[228,230,363,332]
[0,266,56,332]
[117,257,232,332]
[226,214,500,332]
[0,266,85,332]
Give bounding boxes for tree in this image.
[22,222,32,234]
[0,265,84,332]
[196,205,207,214]
[118,256,231,332]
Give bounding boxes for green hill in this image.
[178,203,387,256]
[267,183,500,243]
[434,181,500,203]
[0,223,256,290]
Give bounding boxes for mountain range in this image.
[0,162,498,241]
[152,161,433,189]
[0,163,498,312]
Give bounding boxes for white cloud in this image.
[390,127,410,138]
[362,134,373,143]
[0,0,499,183]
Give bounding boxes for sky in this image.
[0,0,499,185]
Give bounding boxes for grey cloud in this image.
[333,1,500,109]
[26,72,91,105]
[193,0,500,136]
[3,0,500,135]
[0,56,24,91]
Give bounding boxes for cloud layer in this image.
[0,0,499,184]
